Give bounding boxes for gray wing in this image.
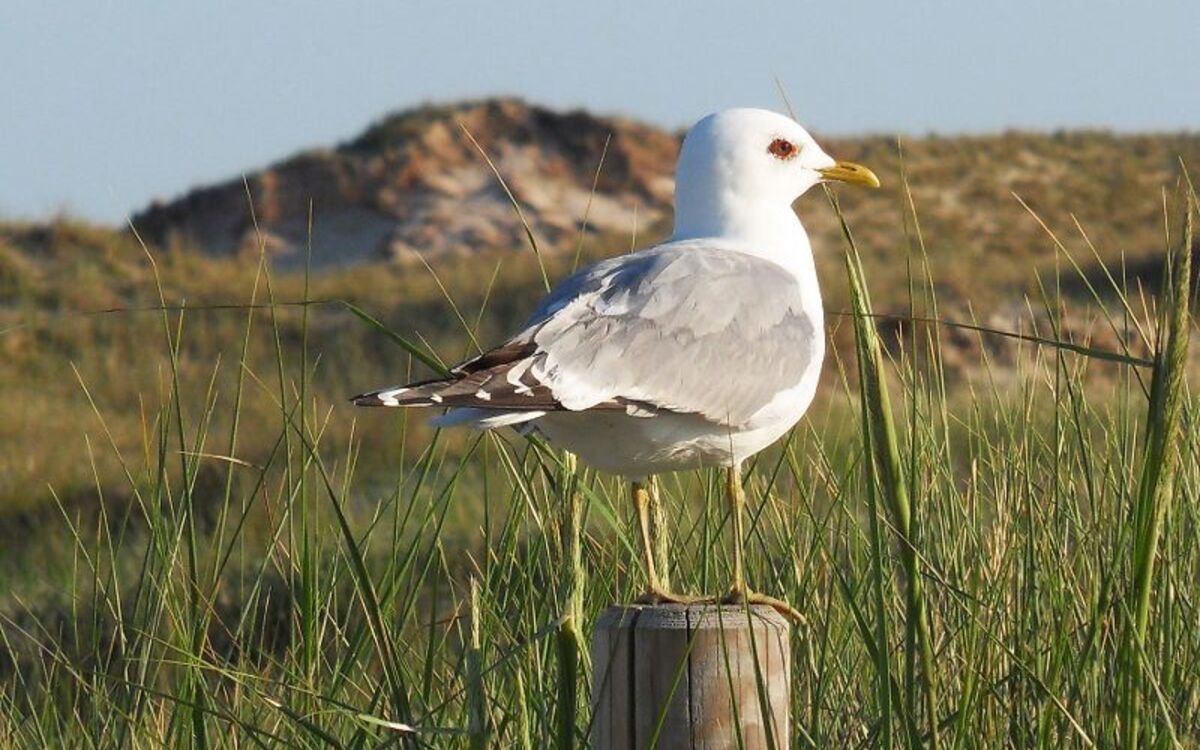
[354,241,817,426]
[525,242,817,424]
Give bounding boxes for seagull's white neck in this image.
[672,194,805,252]
[673,184,817,272]
[670,180,823,322]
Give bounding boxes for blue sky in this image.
[2,0,1197,223]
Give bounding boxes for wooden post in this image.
[590,604,790,749]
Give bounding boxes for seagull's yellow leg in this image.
[722,464,806,625]
[633,481,662,589]
[647,476,672,591]
[632,481,706,605]
[726,464,748,597]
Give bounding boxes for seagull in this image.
[353,108,879,618]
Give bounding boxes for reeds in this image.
[0,164,1197,748]
[836,192,941,748]
[1118,185,1194,748]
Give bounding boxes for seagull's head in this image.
[679,108,879,204]
[673,108,878,241]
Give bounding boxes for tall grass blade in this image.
[341,301,451,377]
[467,577,489,750]
[1118,191,1193,748]
[836,192,941,749]
[556,452,583,750]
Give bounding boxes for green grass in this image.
[0,171,1197,748]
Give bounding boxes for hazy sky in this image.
[2,1,1197,224]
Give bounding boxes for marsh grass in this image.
[0,167,1197,749]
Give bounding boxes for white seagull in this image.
[353,108,879,617]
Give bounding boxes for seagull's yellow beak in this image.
[818,161,881,189]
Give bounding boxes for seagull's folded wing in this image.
[422,241,819,426]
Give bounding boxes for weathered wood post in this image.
[590,604,790,749]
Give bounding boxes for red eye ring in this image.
[768,138,798,160]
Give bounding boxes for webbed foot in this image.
[634,587,714,606]
[721,586,806,625]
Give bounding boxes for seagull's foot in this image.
[634,586,713,606]
[721,586,807,626]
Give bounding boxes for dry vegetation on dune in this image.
[1,123,1196,552]
[1,162,1190,524]
[0,219,552,518]
[2,123,1196,509]
[130,99,1200,279]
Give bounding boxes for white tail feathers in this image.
[430,408,545,430]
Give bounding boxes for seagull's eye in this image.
[767,138,798,160]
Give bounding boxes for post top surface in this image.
[594,603,790,631]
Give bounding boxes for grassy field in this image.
[0,169,1198,748]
